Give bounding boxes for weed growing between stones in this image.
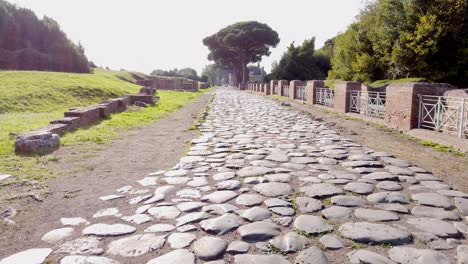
[351,242,367,250]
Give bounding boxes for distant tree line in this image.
[0,0,91,73]
[328,0,468,86]
[267,37,331,81]
[150,67,207,81]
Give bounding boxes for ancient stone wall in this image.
[15,86,159,155]
[138,76,199,92]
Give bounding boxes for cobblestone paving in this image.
[2,88,468,264]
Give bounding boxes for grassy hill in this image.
[0,69,148,155]
[0,69,211,184]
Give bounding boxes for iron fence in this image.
[282,85,290,97]
[295,86,307,101]
[418,95,468,138]
[273,85,279,95]
[316,88,334,107]
[349,91,386,119]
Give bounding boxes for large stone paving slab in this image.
[3,88,468,264]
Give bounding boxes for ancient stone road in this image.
[2,88,468,263]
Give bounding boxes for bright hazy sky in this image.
[8,0,366,75]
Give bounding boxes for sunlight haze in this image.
[7,0,365,74]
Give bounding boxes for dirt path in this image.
[0,91,213,257]
[268,95,468,192]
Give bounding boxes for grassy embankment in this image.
[0,69,210,183]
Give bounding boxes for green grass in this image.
[419,140,465,157]
[61,90,207,146]
[0,69,145,113]
[0,69,211,185]
[369,77,426,88]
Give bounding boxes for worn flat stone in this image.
[376,203,410,214]
[376,181,403,191]
[175,212,210,227]
[82,224,136,237]
[331,195,367,207]
[236,194,264,206]
[388,247,450,264]
[295,197,322,213]
[322,206,351,221]
[268,232,308,253]
[344,182,374,194]
[347,250,396,264]
[239,206,272,221]
[457,245,468,264]
[107,234,165,257]
[411,206,460,220]
[455,197,468,215]
[60,256,119,264]
[412,193,453,209]
[57,237,104,255]
[41,227,74,243]
[227,241,250,254]
[254,182,293,197]
[167,233,196,249]
[0,248,52,264]
[294,215,333,235]
[354,208,399,221]
[407,218,459,238]
[301,184,344,198]
[146,249,195,264]
[339,222,411,244]
[362,171,399,181]
[200,213,243,235]
[237,222,281,242]
[319,234,344,250]
[176,202,207,212]
[216,180,242,190]
[202,204,238,215]
[264,173,291,183]
[193,236,227,261]
[202,191,238,203]
[386,166,414,176]
[164,170,188,177]
[213,172,236,181]
[144,224,176,233]
[367,192,410,204]
[295,247,329,264]
[60,217,89,226]
[148,206,181,220]
[237,166,273,177]
[234,254,290,264]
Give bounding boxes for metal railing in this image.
[418,95,468,138]
[273,85,279,94]
[350,91,386,119]
[316,88,334,107]
[295,86,307,101]
[282,85,290,97]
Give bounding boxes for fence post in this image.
[264,83,271,95]
[290,80,303,100]
[334,81,361,113]
[384,82,435,131]
[418,95,422,128]
[305,80,325,105]
[460,98,465,138]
